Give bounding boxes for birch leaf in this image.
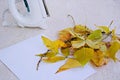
[106,41,120,61]
[56,58,81,73]
[91,50,107,67]
[71,40,85,48]
[97,26,110,34]
[43,56,65,63]
[74,48,94,66]
[61,48,70,57]
[88,30,102,40]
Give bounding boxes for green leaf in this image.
[88,30,102,40]
[56,58,81,73]
[74,47,94,66]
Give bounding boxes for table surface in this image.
[0,0,120,80]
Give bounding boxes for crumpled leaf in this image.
[106,40,120,61]
[59,28,72,41]
[43,56,65,63]
[97,26,110,34]
[71,40,85,48]
[41,36,66,53]
[61,47,70,57]
[88,29,102,40]
[74,48,94,66]
[56,58,81,73]
[91,50,108,67]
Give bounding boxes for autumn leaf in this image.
[106,40,120,61]
[41,36,66,53]
[74,25,87,33]
[86,39,100,49]
[71,40,85,48]
[74,48,94,66]
[56,58,81,73]
[61,47,70,57]
[43,56,65,63]
[91,50,108,67]
[59,28,72,41]
[111,29,117,40]
[88,29,102,40]
[97,26,110,34]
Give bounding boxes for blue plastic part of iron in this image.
[23,0,30,12]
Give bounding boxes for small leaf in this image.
[88,30,102,40]
[43,56,65,63]
[106,40,120,61]
[91,50,107,67]
[86,39,100,49]
[111,29,117,40]
[74,48,94,66]
[54,40,67,48]
[71,40,85,48]
[56,58,81,73]
[74,25,87,33]
[97,26,110,34]
[61,48,70,57]
[59,28,72,41]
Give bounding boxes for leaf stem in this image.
[68,14,76,26]
[36,57,43,71]
[108,20,113,28]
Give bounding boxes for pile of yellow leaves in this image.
[36,24,120,73]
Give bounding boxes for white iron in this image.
[8,0,50,28]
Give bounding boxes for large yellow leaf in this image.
[88,29,102,40]
[74,48,94,66]
[43,56,65,63]
[56,58,81,73]
[106,40,120,61]
[41,36,66,53]
[91,50,107,67]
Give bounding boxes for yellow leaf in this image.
[71,40,85,48]
[43,56,65,63]
[58,28,72,41]
[41,36,66,53]
[88,30,102,40]
[74,25,87,33]
[91,50,108,67]
[56,58,81,73]
[61,48,70,57]
[106,40,120,61]
[97,26,110,34]
[74,48,94,66]
[54,40,67,48]
[86,39,100,49]
[111,29,117,40]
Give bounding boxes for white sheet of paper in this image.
[0,34,96,80]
